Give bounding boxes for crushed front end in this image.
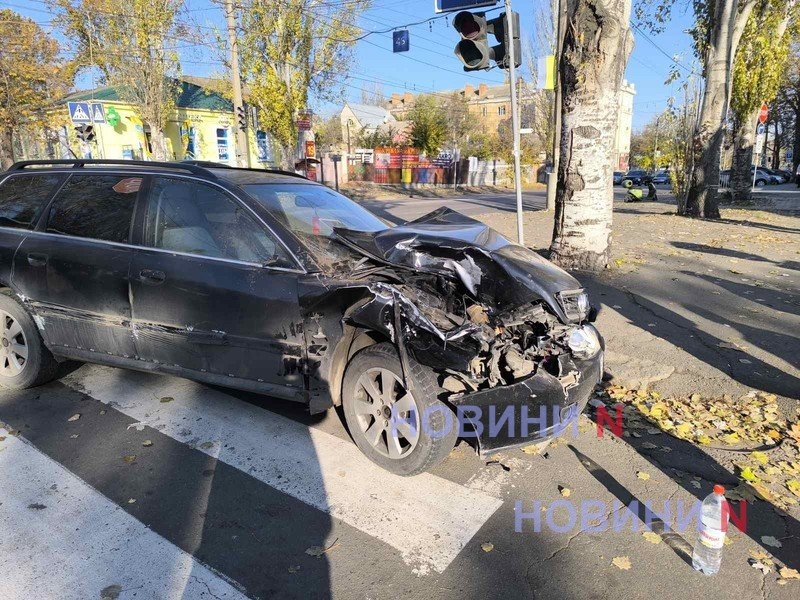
[327,208,604,456]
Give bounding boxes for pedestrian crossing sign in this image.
[91,103,106,123]
[68,102,92,123]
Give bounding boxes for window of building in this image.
[217,127,230,162]
[256,131,272,163]
[0,174,64,229]
[144,177,291,266]
[498,105,507,116]
[46,175,141,243]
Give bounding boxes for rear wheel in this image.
[341,342,457,476]
[755,179,766,187]
[0,292,59,389]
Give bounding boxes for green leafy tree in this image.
[408,95,447,155]
[729,0,798,203]
[238,0,370,169]
[0,9,74,169]
[53,0,182,160]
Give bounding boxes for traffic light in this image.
[74,124,95,142]
[453,10,520,71]
[236,105,247,130]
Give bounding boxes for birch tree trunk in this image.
[0,126,14,170]
[730,112,759,203]
[684,0,757,218]
[148,127,168,161]
[549,0,633,272]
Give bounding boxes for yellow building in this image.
[19,79,275,168]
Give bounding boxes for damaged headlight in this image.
[567,325,601,359]
[557,289,590,322]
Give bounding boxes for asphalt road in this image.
[358,186,640,223]
[1,185,793,600]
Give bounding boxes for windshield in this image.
[244,183,386,238]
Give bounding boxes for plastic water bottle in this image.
[692,485,729,575]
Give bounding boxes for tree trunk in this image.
[149,127,168,161]
[684,0,757,219]
[549,0,633,272]
[794,106,800,179]
[730,112,758,203]
[0,126,15,170]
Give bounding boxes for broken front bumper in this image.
[449,350,603,456]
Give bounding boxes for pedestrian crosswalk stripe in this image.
[64,365,504,576]
[0,427,248,599]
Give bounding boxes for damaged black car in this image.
[0,160,603,475]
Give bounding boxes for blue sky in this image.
[9,0,699,131]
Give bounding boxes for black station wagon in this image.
[0,160,604,475]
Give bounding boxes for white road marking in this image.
[0,427,247,600]
[65,365,503,576]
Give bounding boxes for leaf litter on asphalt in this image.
[597,384,800,511]
[612,556,631,570]
[305,538,340,558]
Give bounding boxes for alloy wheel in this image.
[0,310,27,377]
[352,367,421,459]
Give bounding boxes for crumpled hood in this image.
[334,207,582,322]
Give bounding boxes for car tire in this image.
[0,292,59,390]
[622,179,633,189]
[755,179,766,187]
[341,342,458,476]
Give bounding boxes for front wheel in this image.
[755,179,766,187]
[341,343,458,476]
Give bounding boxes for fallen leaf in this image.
[750,549,772,561]
[558,485,571,497]
[740,467,759,483]
[690,481,702,489]
[779,567,800,580]
[67,414,81,422]
[199,441,215,450]
[70,434,79,439]
[636,471,651,481]
[481,542,494,552]
[786,479,800,497]
[750,451,769,465]
[749,559,771,575]
[127,498,136,504]
[642,531,661,544]
[641,442,658,449]
[761,535,782,548]
[159,396,174,403]
[142,440,153,447]
[288,565,301,574]
[122,455,137,464]
[612,556,632,570]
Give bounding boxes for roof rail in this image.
[7,159,218,179]
[179,160,309,180]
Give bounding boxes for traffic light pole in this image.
[505,0,524,245]
[225,0,250,168]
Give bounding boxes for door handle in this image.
[27,253,48,267]
[139,269,166,284]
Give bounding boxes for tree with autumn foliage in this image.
[52,0,182,160]
[0,9,74,169]
[729,0,799,203]
[236,0,370,169]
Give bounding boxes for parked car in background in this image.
[775,169,794,182]
[651,170,670,185]
[751,167,774,187]
[759,167,787,184]
[0,159,604,476]
[613,171,624,185]
[621,170,651,187]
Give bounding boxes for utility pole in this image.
[653,116,659,170]
[505,0,524,245]
[225,0,249,167]
[545,0,565,211]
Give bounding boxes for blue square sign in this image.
[68,102,92,123]
[393,30,410,53]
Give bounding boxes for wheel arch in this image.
[327,325,391,407]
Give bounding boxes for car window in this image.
[243,183,386,238]
[144,177,293,266]
[0,173,64,229]
[46,174,141,243]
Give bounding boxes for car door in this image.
[129,175,306,397]
[0,172,66,289]
[11,172,142,359]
